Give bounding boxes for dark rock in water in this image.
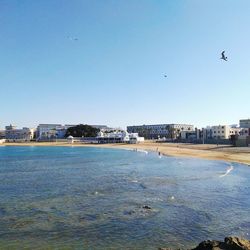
[139,183,147,189]
[0,207,6,215]
[123,210,136,216]
[192,237,250,250]
[158,248,173,250]
[224,237,250,250]
[159,237,250,250]
[192,239,223,250]
[142,205,151,210]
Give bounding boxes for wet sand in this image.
[1,141,250,165]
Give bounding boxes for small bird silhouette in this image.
[164,74,167,78]
[67,36,78,41]
[221,51,227,61]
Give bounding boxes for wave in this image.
[136,149,148,154]
[219,165,234,178]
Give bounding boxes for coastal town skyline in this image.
[0,117,249,131]
[1,1,250,129]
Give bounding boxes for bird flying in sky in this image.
[67,36,78,41]
[221,51,227,61]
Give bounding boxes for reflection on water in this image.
[0,146,249,249]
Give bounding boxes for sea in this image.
[0,146,249,249]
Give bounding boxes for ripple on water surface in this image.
[0,146,249,249]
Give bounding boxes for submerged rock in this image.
[142,205,152,210]
[192,237,250,250]
[158,237,250,250]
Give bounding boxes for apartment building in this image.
[5,125,35,141]
[0,130,5,139]
[240,119,250,128]
[127,124,194,139]
[211,125,241,139]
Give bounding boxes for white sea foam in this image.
[121,148,134,151]
[137,149,148,154]
[219,165,234,178]
[130,179,139,183]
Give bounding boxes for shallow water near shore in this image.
[0,146,249,249]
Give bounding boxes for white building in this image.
[36,124,78,140]
[0,139,5,144]
[97,129,144,143]
[97,129,129,142]
[127,124,194,139]
[5,125,35,141]
[36,124,62,140]
[128,133,145,144]
[211,125,241,139]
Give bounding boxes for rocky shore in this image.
[159,237,250,250]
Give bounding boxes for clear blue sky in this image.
[0,0,249,129]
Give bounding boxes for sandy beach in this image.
[1,141,250,165]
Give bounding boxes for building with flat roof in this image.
[0,130,5,139]
[5,125,35,141]
[36,124,63,140]
[210,125,241,139]
[240,119,250,128]
[127,124,194,139]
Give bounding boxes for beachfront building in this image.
[0,130,5,139]
[97,129,129,143]
[127,124,194,139]
[210,125,241,139]
[36,124,82,140]
[36,124,64,140]
[128,133,145,144]
[96,129,144,143]
[239,128,250,137]
[240,119,250,128]
[5,125,35,141]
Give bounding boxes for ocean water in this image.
[0,146,249,249]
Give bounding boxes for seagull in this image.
[67,36,78,41]
[221,51,227,61]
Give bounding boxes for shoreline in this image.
[1,141,250,165]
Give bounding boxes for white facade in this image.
[128,133,144,143]
[97,129,144,143]
[37,124,62,140]
[0,139,5,144]
[36,124,77,140]
[97,129,130,141]
[127,124,194,139]
[211,125,241,139]
[5,126,35,141]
